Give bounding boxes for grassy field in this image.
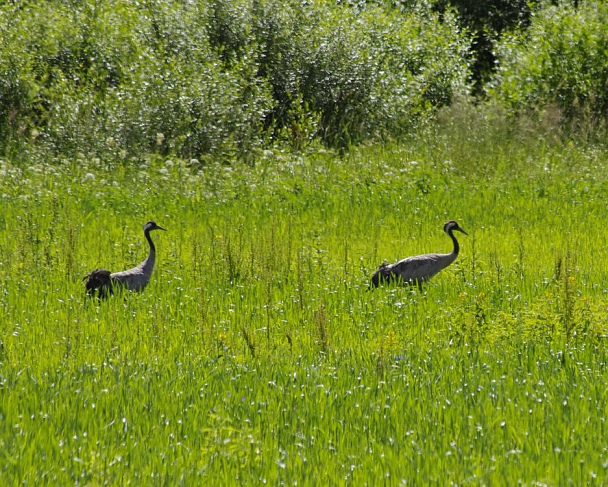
[1,122,608,484]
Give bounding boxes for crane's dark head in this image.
[144,221,167,232]
[444,220,468,236]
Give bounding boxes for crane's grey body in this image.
[110,239,157,291]
[85,221,166,299]
[371,220,467,288]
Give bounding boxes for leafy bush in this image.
[0,1,273,160]
[489,1,608,124]
[433,0,533,92]
[250,0,471,148]
[0,0,471,161]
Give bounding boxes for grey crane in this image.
[84,221,166,299]
[370,220,468,288]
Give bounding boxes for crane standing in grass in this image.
[371,220,468,288]
[84,221,166,299]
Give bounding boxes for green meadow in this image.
[1,114,608,484]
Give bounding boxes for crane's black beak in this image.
[457,226,468,236]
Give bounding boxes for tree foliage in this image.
[0,0,470,160]
[0,0,606,163]
[433,0,532,92]
[489,1,608,123]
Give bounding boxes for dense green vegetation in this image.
[2,109,608,483]
[490,1,608,126]
[1,0,607,160]
[2,0,608,484]
[0,0,470,158]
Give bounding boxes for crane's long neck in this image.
[447,229,460,256]
[141,229,156,271]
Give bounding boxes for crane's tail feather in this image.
[84,268,117,299]
[370,263,423,288]
[370,263,393,288]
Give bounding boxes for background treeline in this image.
[0,0,606,162]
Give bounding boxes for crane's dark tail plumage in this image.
[369,262,424,290]
[84,268,116,300]
[369,263,392,290]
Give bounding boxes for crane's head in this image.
[144,221,167,232]
[444,220,468,236]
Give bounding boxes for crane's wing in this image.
[110,263,151,291]
[372,253,450,286]
[390,253,445,280]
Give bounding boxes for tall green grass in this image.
[1,125,608,484]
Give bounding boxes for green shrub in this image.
[489,1,608,124]
[253,0,471,148]
[433,0,533,92]
[0,0,471,160]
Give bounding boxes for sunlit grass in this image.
[1,133,608,484]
